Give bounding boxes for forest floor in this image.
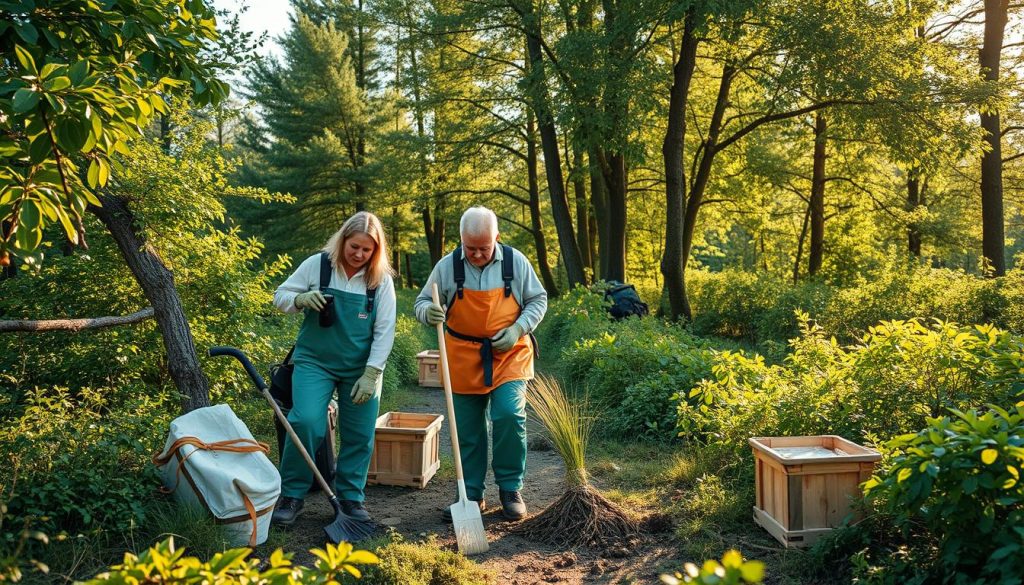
[262,383,682,584]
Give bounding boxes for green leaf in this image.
[43,77,71,91]
[20,199,40,230]
[87,159,100,189]
[68,60,89,85]
[12,88,40,113]
[14,23,38,46]
[97,157,110,186]
[28,133,52,165]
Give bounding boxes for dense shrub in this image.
[681,317,1024,457]
[858,405,1024,584]
[684,261,1024,345]
[383,315,422,395]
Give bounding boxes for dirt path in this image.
[267,385,680,584]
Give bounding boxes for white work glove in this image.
[426,303,446,325]
[350,366,383,405]
[295,290,327,311]
[491,323,525,352]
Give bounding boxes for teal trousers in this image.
[280,362,379,501]
[453,379,527,500]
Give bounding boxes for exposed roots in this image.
[516,484,639,549]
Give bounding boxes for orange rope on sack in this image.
[235,479,259,547]
[152,437,271,494]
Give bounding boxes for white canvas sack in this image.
[153,404,281,547]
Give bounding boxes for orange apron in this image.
[444,286,534,394]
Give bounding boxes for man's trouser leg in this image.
[489,380,527,492]
[334,377,379,502]
[453,392,490,500]
[280,363,335,498]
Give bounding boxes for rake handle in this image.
[432,283,470,504]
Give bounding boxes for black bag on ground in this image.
[604,281,649,320]
[267,252,338,492]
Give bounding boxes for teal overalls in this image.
[280,286,378,501]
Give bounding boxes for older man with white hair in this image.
[414,206,548,521]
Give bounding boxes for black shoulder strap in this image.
[501,244,514,298]
[452,246,465,299]
[319,252,331,292]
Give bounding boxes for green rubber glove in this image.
[295,290,327,311]
[350,366,383,405]
[426,303,446,325]
[491,323,525,352]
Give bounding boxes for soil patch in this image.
[261,385,680,583]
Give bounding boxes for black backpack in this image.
[604,281,649,320]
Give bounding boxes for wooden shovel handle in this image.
[432,283,468,490]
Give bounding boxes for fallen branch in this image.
[0,307,155,333]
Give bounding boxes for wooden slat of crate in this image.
[416,350,442,387]
[750,435,880,548]
[367,412,444,488]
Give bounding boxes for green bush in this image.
[660,550,765,584]
[680,317,1024,458]
[382,315,421,395]
[534,284,611,361]
[860,404,1024,584]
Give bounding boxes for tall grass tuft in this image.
[518,374,638,548]
[525,374,592,487]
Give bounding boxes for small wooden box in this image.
[750,435,880,548]
[367,412,444,488]
[416,350,442,387]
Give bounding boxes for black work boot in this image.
[442,497,486,523]
[271,496,304,526]
[340,499,371,522]
[499,489,527,520]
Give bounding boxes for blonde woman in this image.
[271,211,396,526]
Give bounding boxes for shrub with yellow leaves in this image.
[659,550,765,585]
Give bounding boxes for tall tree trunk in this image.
[600,152,627,282]
[808,112,827,276]
[662,10,698,321]
[590,145,610,280]
[404,253,413,288]
[907,170,923,257]
[91,195,210,413]
[519,2,587,288]
[980,0,1008,276]
[390,206,401,286]
[527,112,560,294]
[597,0,630,283]
[794,205,810,284]
[572,146,593,277]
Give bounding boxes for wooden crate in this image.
[367,412,444,488]
[750,435,880,548]
[416,350,442,387]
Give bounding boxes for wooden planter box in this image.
[416,350,442,387]
[750,435,881,548]
[367,412,444,488]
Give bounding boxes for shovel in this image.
[208,346,375,544]
[432,283,489,555]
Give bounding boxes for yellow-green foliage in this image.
[681,316,1024,457]
[81,538,378,584]
[660,550,765,585]
[359,534,492,585]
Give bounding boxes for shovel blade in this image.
[450,500,488,555]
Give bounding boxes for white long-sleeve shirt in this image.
[414,245,548,333]
[274,253,396,371]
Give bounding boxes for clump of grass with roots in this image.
[517,374,638,548]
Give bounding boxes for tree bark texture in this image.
[91,195,211,413]
[527,112,560,294]
[0,308,155,333]
[980,0,1008,276]
[907,170,923,257]
[519,2,587,288]
[572,146,593,278]
[590,145,611,280]
[808,112,827,276]
[661,10,698,321]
